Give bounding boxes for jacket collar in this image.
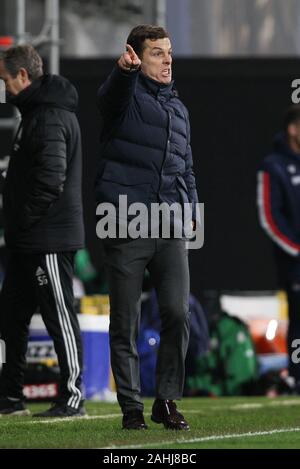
[273,131,300,161]
[8,74,78,116]
[9,77,43,116]
[139,72,178,100]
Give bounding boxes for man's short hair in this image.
[284,105,300,131]
[0,44,43,80]
[127,24,169,58]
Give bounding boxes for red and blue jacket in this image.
[257,132,300,283]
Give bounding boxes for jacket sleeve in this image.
[21,110,67,229]
[257,166,300,256]
[182,115,199,220]
[97,65,139,120]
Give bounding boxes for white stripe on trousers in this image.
[45,254,81,409]
[51,254,81,409]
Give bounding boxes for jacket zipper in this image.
[158,109,172,198]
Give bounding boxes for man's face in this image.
[140,37,172,84]
[0,60,31,97]
[294,123,300,147]
[288,122,300,150]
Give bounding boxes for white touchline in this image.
[28,414,121,423]
[1,413,300,449]
[103,427,300,449]
[3,400,300,425]
[0,414,121,423]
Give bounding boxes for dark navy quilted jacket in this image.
[95,66,198,219]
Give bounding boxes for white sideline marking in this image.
[1,399,299,425]
[200,400,300,411]
[271,399,300,406]
[30,413,121,423]
[230,403,263,410]
[0,414,121,424]
[104,427,300,449]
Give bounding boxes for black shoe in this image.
[0,397,30,417]
[151,399,190,430]
[33,402,86,418]
[122,410,148,430]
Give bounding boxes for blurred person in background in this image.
[96,25,199,430]
[257,105,300,394]
[0,44,85,417]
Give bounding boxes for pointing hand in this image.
[118,44,141,71]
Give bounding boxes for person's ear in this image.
[18,67,30,84]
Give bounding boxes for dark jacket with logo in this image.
[3,74,84,252]
[95,66,199,223]
[257,132,300,283]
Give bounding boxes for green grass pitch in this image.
[0,396,300,449]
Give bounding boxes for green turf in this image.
[0,396,300,449]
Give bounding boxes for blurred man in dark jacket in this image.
[257,105,300,393]
[96,25,199,430]
[0,45,85,417]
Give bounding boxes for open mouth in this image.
[161,69,170,77]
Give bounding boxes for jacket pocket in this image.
[101,160,153,186]
[176,175,189,204]
[96,161,153,207]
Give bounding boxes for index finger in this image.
[126,44,137,58]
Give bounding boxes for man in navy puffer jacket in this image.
[96,25,199,430]
[257,105,300,392]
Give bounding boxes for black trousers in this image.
[103,237,190,414]
[0,252,82,409]
[287,285,300,384]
